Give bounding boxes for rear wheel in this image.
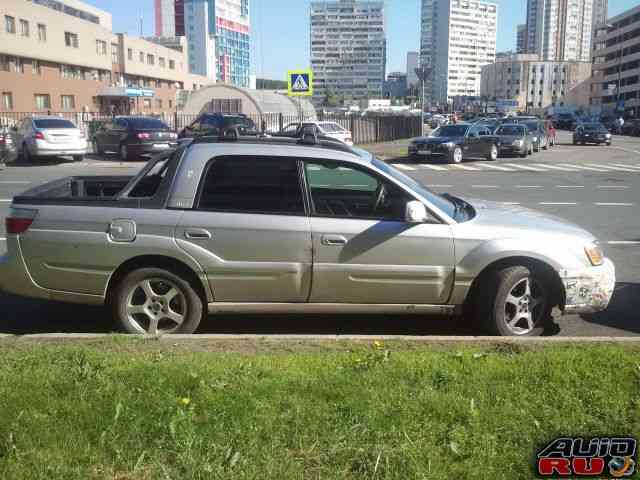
[449,146,463,164]
[73,155,83,162]
[486,144,498,161]
[519,148,527,158]
[112,267,204,335]
[476,265,552,336]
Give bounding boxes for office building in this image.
[517,24,527,53]
[591,4,640,117]
[0,0,211,113]
[183,0,250,87]
[480,53,592,112]
[383,72,408,98]
[406,51,419,90]
[420,0,498,105]
[310,0,387,104]
[525,0,607,62]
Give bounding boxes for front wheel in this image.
[73,155,84,162]
[449,146,463,164]
[476,266,552,336]
[486,144,498,161]
[111,268,204,334]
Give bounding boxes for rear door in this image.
[176,155,312,302]
[465,126,481,157]
[303,160,455,304]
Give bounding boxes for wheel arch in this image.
[105,255,210,306]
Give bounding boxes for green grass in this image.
[0,340,639,479]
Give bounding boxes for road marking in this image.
[0,199,11,203]
[595,202,634,206]
[612,146,640,155]
[597,185,628,189]
[395,164,416,171]
[560,163,609,172]
[501,202,521,205]
[427,185,453,188]
[556,185,585,188]
[584,163,632,172]
[503,164,545,171]
[471,185,499,188]
[478,164,515,171]
[515,185,543,188]
[0,237,5,242]
[418,164,448,171]
[0,181,30,184]
[610,163,640,171]
[450,164,480,171]
[607,241,640,245]
[539,202,578,205]
[599,165,640,172]
[531,164,579,171]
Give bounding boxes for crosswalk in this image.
[393,161,640,173]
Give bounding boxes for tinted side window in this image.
[304,161,412,221]
[197,156,304,215]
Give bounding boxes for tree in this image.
[322,89,343,107]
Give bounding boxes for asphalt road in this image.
[1,131,639,336]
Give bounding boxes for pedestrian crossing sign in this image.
[288,70,313,96]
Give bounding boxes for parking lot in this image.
[1,130,639,336]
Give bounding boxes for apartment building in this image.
[525,0,608,62]
[0,0,211,114]
[517,24,527,53]
[420,0,497,105]
[480,53,592,112]
[591,4,640,117]
[310,0,386,105]
[406,51,420,90]
[182,0,250,87]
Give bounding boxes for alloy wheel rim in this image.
[125,278,187,334]
[453,148,462,163]
[491,145,497,160]
[503,277,546,335]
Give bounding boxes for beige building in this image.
[0,0,212,115]
[480,53,592,113]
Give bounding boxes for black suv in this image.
[179,113,258,139]
[573,123,612,146]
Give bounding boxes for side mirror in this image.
[405,201,429,224]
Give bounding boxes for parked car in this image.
[277,121,353,145]
[409,123,499,163]
[573,123,612,146]
[0,133,615,337]
[430,114,448,129]
[0,126,16,164]
[494,124,533,158]
[473,118,501,133]
[554,113,576,130]
[520,119,549,152]
[93,117,178,161]
[620,119,640,136]
[178,113,258,140]
[14,116,88,162]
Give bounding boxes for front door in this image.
[303,160,455,304]
[176,155,312,302]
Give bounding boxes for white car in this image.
[281,121,353,145]
[14,116,88,162]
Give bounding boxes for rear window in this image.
[127,118,169,129]
[33,119,76,129]
[496,126,525,135]
[221,116,256,130]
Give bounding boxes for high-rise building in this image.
[517,24,527,53]
[592,0,608,32]
[525,0,606,62]
[155,0,176,37]
[406,51,420,90]
[420,0,498,105]
[310,0,386,104]
[183,0,250,87]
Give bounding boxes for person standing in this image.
[617,116,625,134]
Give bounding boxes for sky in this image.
[86,0,637,80]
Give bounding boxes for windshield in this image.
[33,119,76,129]
[496,125,525,135]
[431,125,468,137]
[372,159,456,219]
[523,122,540,133]
[583,123,606,131]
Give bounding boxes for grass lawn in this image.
[0,339,638,479]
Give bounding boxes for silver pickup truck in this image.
[0,134,615,336]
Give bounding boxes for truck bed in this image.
[12,176,134,204]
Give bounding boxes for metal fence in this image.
[0,111,422,145]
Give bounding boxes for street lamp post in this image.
[416,65,433,136]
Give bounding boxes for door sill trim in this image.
[208,303,458,315]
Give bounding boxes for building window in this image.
[96,40,107,55]
[2,92,13,111]
[14,58,23,74]
[155,99,162,108]
[159,57,165,68]
[127,48,133,60]
[147,54,154,65]
[32,59,41,75]
[169,59,175,70]
[139,52,144,63]
[61,65,84,80]
[37,23,46,42]
[65,32,79,48]
[61,95,75,110]
[169,99,173,108]
[34,94,51,110]
[19,19,29,37]
[143,98,152,108]
[111,43,119,63]
[5,16,15,34]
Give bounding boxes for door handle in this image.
[322,235,347,246]
[184,228,212,240]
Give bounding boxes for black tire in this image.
[119,143,130,161]
[93,139,104,155]
[111,267,204,334]
[572,139,577,145]
[606,142,611,146]
[73,155,83,162]
[449,146,463,164]
[486,143,498,161]
[519,149,527,158]
[475,265,552,337]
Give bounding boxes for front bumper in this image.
[33,147,88,157]
[408,144,449,156]
[130,142,179,158]
[499,145,526,154]
[561,258,616,315]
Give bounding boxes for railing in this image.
[0,111,422,145]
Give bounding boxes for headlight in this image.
[606,133,611,138]
[444,142,455,148]
[512,139,523,146]
[533,136,538,142]
[585,243,604,266]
